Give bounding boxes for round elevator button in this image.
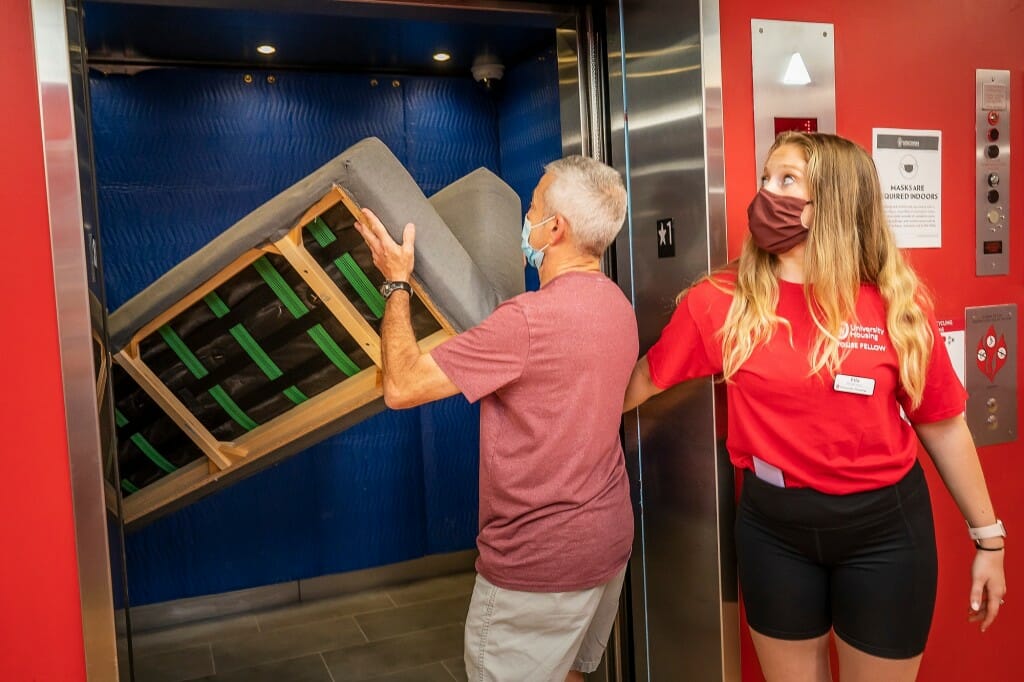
[988,190,1000,204]
[986,145,1000,159]
[987,209,1002,224]
[988,128,1000,142]
[988,173,1000,187]
[988,111,1001,125]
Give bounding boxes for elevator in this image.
[36,0,735,679]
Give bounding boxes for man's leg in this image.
[464,571,619,682]
[568,566,626,677]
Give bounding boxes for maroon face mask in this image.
[747,188,810,254]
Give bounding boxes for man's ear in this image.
[549,214,569,245]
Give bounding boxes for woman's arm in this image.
[914,415,1006,631]
[623,355,666,412]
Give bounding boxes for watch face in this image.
[380,281,410,298]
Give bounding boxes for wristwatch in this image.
[967,519,1006,540]
[379,280,412,299]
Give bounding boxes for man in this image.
[353,156,636,681]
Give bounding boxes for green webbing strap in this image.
[253,256,309,318]
[203,291,231,317]
[283,386,309,404]
[304,216,385,318]
[308,216,336,248]
[116,409,176,474]
[209,386,260,431]
[129,433,177,473]
[204,292,308,402]
[121,479,140,494]
[337,253,385,318]
[230,324,283,380]
[158,316,260,432]
[307,324,359,376]
[158,325,209,379]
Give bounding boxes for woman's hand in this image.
[968,547,1006,632]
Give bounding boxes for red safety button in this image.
[988,111,1000,125]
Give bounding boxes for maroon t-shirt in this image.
[431,271,638,592]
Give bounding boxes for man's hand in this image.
[352,208,415,282]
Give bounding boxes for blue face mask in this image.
[521,215,555,269]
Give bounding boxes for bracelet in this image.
[975,542,1005,552]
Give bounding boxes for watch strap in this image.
[380,280,412,299]
[968,519,1006,540]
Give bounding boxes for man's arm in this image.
[353,208,459,409]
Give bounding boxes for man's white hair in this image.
[543,156,627,257]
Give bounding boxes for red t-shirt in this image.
[646,276,967,494]
[431,271,637,592]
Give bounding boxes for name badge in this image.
[834,374,875,396]
[752,456,785,487]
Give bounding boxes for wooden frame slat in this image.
[229,367,380,456]
[114,348,234,470]
[121,460,210,524]
[274,235,383,367]
[129,248,270,358]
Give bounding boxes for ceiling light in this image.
[782,52,811,85]
[257,45,276,55]
[433,51,452,62]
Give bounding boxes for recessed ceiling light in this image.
[257,45,277,55]
[433,51,452,62]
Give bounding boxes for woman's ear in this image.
[801,202,814,230]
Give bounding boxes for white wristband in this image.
[967,519,1006,540]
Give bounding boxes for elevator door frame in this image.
[37,0,610,679]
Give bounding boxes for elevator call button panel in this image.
[965,304,1017,447]
[976,70,1010,276]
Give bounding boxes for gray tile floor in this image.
[131,573,474,682]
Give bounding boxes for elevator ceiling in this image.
[83,1,574,75]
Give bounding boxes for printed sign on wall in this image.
[872,128,942,248]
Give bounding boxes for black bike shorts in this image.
[736,459,937,659]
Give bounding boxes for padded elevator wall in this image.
[93,55,560,605]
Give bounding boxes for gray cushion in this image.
[430,168,524,302]
[109,137,505,350]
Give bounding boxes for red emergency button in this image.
[988,111,1000,125]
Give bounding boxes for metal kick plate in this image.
[965,304,1017,447]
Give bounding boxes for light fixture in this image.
[782,52,811,85]
[257,44,277,55]
[433,51,451,62]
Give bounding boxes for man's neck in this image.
[538,255,602,287]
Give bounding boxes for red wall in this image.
[720,1,1023,679]
[0,1,87,679]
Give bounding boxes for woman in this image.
[623,132,1006,681]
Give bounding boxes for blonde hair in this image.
[699,132,933,408]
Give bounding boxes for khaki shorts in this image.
[464,566,627,681]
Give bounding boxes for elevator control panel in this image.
[965,304,1017,447]
[976,70,1010,275]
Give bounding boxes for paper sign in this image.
[872,128,942,248]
